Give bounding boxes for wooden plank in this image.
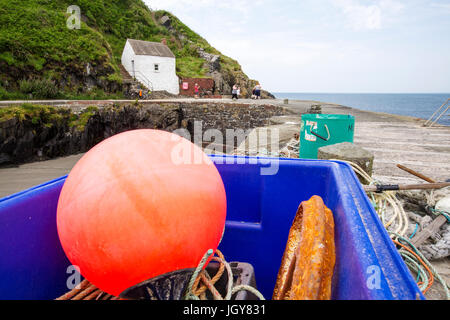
[389,165,448,248]
[411,215,448,247]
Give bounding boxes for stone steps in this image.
[119,64,133,82]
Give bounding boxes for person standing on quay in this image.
[194,83,200,99]
[253,83,262,100]
[232,84,239,100]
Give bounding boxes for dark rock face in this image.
[198,48,221,73]
[0,104,182,165]
[261,90,276,99]
[80,104,182,149]
[195,44,275,99]
[159,15,172,28]
[0,102,288,165]
[2,57,123,99]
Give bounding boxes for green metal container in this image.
[300,114,355,159]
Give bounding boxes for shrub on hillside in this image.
[19,78,60,99]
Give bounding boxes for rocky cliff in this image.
[0,103,181,164]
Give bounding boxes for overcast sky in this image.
[145,0,450,93]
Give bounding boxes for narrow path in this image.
[0,154,83,198]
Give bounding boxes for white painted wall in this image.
[121,40,180,95]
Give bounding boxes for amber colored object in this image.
[272,196,336,300]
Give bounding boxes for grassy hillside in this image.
[0,0,254,100]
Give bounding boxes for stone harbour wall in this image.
[180,103,286,133]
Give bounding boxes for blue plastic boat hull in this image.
[0,156,424,300]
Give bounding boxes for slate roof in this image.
[127,39,175,58]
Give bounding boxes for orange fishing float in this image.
[57,130,227,296]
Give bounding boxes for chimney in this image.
[161,38,167,45]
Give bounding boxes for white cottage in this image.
[121,39,180,95]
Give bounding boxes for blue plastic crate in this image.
[0,156,423,300]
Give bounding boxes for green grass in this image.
[0,103,102,133]
[176,56,209,78]
[0,104,67,124]
[63,90,125,100]
[69,106,98,131]
[0,0,111,67]
[0,86,125,101]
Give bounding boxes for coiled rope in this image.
[390,233,450,299]
[56,279,118,300]
[334,159,450,300]
[429,207,450,223]
[331,159,409,236]
[184,249,265,301]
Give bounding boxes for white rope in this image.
[330,159,409,237]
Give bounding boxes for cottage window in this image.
[154,64,160,72]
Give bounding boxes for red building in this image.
[179,78,221,98]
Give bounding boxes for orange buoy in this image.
[273,196,335,300]
[56,129,227,296]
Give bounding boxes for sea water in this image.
[273,93,450,126]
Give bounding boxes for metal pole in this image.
[429,105,450,127]
[424,98,449,127]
